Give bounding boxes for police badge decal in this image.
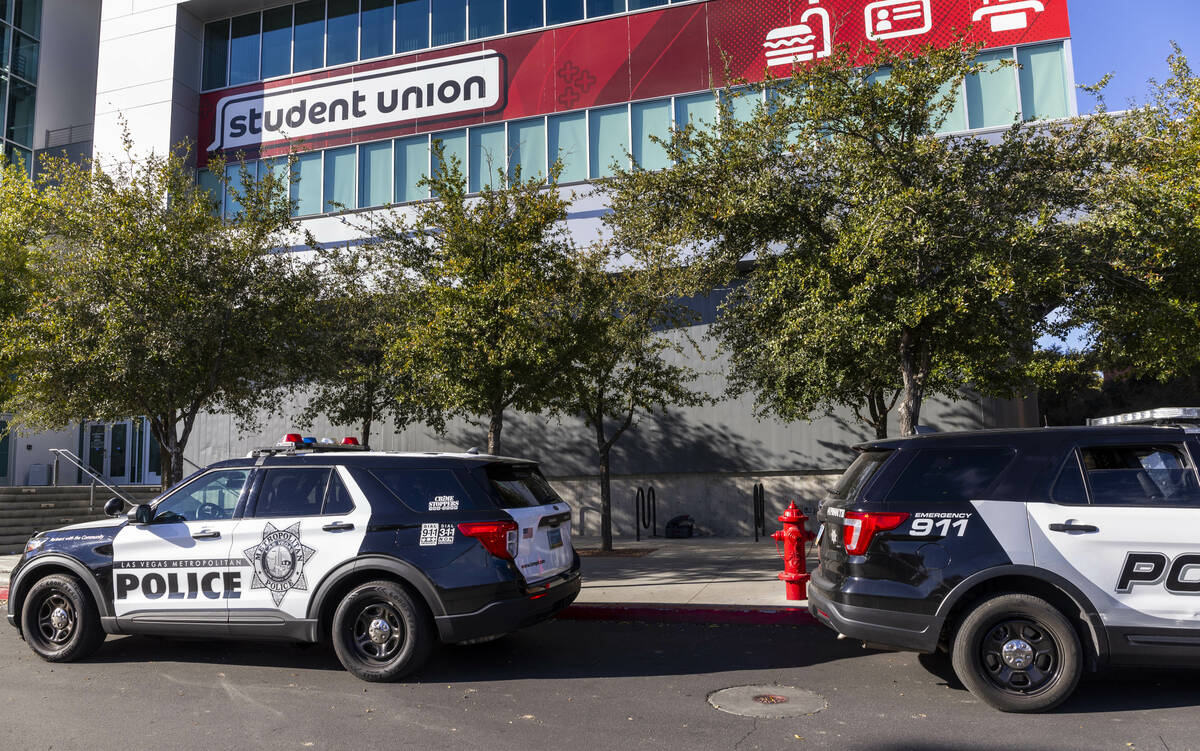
[243,522,316,605]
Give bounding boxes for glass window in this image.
[366,468,477,511]
[885,447,1015,503]
[360,0,394,59]
[548,111,586,182]
[546,0,583,25]
[291,151,323,216]
[675,92,717,134]
[293,0,326,73]
[932,79,967,133]
[225,162,257,219]
[1051,454,1087,505]
[4,145,31,174]
[324,471,355,514]
[431,129,466,192]
[827,450,893,502]
[589,105,628,179]
[632,99,670,170]
[359,140,393,208]
[629,0,666,7]
[966,49,1018,129]
[396,0,429,53]
[724,87,759,123]
[255,468,331,517]
[508,117,545,182]
[395,134,429,202]
[261,6,293,79]
[1019,43,1069,122]
[469,0,503,39]
[258,157,290,201]
[432,0,466,47]
[485,464,563,509]
[13,0,39,37]
[202,20,230,89]
[324,145,356,212]
[6,79,34,147]
[10,31,35,83]
[1082,445,1200,506]
[507,0,542,32]
[197,169,222,215]
[586,0,622,17]
[326,0,359,67]
[153,469,250,522]
[228,13,261,86]
[469,123,506,192]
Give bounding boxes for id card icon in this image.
[865,0,933,41]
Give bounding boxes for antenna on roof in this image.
[465,447,480,455]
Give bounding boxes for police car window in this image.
[884,447,1015,503]
[323,471,355,515]
[486,464,562,509]
[153,469,249,522]
[367,469,476,511]
[1081,445,1200,506]
[828,450,893,500]
[1051,454,1088,505]
[255,468,331,517]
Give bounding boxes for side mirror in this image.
[127,504,154,525]
[103,497,125,517]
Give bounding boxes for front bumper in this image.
[434,565,582,643]
[807,581,942,653]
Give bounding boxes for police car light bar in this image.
[1087,407,1200,426]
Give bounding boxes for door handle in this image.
[1049,523,1099,534]
[323,522,355,532]
[192,529,221,539]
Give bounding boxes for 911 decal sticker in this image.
[910,512,972,537]
[419,523,456,546]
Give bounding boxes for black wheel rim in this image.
[35,592,77,648]
[978,617,1060,695]
[350,602,405,664]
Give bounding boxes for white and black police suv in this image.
[808,411,1200,712]
[5,435,580,681]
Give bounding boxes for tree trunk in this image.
[867,387,889,439]
[487,406,504,455]
[898,330,928,437]
[360,410,374,449]
[596,419,613,553]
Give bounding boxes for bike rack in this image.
[635,485,657,541]
[752,482,767,542]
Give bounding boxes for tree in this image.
[1069,47,1200,379]
[0,160,42,406]
[356,148,577,455]
[2,140,322,487]
[604,41,1108,436]
[296,244,444,447]
[549,244,704,551]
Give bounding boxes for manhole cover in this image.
[708,685,826,718]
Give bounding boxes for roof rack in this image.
[250,442,371,457]
[1087,407,1200,428]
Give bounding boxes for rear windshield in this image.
[885,447,1015,503]
[486,464,563,509]
[362,468,479,511]
[828,450,894,500]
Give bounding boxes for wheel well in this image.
[10,564,87,621]
[939,575,1099,663]
[314,570,434,642]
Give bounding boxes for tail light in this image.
[842,511,909,555]
[458,521,519,560]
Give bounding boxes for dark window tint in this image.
[261,5,294,79]
[228,12,261,85]
[629,0,666,8]
[154,469,250,522]
[361,0,394,59]
[326,0,359,66]
[486,464,562,508]
[1051,454,1087,505]
[369,468,475,511]
[431,0,465,46]
[586,0,622,17]
[202,19,230,90]
[323,471,355,514]
[469,0,503,38]
[1082,444,1200,506]
[507,0,542,32]
[885,447,1015,503]
[828,450,893,500]
[396,0,429,53]
[256,468,331,517]
[546,0,583,25]
[293,0,326,73]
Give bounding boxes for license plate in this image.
[547,528,563,549]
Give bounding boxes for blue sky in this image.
[1070,0,1200,111]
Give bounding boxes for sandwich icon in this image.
[763,4,832,67]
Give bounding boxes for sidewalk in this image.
[0,539,819,625]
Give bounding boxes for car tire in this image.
[19,574,106,662]
[331,580,433,682]
[950,593,1081,713]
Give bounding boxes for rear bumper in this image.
[434,566,581,643]
[807,582,942,653]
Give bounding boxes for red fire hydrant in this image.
[772,501,813,600]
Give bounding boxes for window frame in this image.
[149,467,255,523]
[1075,442,1200,509]
[248,466,359,518]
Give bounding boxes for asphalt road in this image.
[2,619,1198,751]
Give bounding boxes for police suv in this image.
[808,410,1200,712]
[5,436,580,681]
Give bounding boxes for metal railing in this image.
[44,123,95,150]
[48,448,139,507]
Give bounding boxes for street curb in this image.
[557,603,818,626]
[0,586,8,604]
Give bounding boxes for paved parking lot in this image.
[3,618,1199,750]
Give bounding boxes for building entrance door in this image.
[84,421,134,485]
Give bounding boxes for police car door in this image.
[226,466,369,629]
[110,468,251,629]
[1028,441,1200,634]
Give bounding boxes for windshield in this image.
[486,464,563,509]
[827,450,893,501]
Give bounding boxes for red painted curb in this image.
[0,586,8,603]
[557,603,818,626]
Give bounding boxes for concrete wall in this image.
[34,0,102,148]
